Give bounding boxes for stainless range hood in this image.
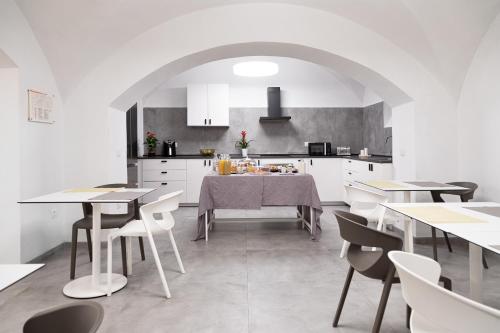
[259,87,291,122]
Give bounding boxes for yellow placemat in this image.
[397,206,486,224]
[364,180,406,189]
[64,188,121,193]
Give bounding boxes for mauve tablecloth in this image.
[195,173,323,240]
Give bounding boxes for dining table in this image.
[0,264,45,292]
[356,180,469,252]
[195,172,323,242]
[19,187,156,299]
[382,201,500,301]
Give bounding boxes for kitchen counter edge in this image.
[138,154,392,163]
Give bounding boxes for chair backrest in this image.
[139,190,183,231]
[345,185,388,223]
[389,251,500,333]
[23,301,103,333]
[334,210,402,280]
[82,183,133,217]
[431,182,478,203]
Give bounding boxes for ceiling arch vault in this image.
[111,42,412,110]
[62,3,462,187]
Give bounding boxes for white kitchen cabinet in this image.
[305,158,344,202]
[187,84,229,126]
[186,159,213,203]
[207,84,229,126]
[142,181,187,203]
[139,159,188,203]
[343,159,393,203]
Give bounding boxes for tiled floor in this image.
[1,206,500,332]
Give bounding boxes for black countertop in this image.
[138,153,392,163]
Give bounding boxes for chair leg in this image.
[333,266,354,327]
[168,230,185,274]
[443,231,453,253]
[483,253,489,269]
[406,305,411,329]
[146,231,171,298]
[431,227,438,261]
[107,236,113,296]
[85,229,93,261]
[70,226,78,280]
[339,241,350,258]
[139,237,146,261]
[372,265,396,333]
[120,237,128,277]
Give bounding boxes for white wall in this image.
[62,3,458,237]
[0,0,64,262]
[458,13,500,201]
[143,57,374,108]
[0,67,21,263]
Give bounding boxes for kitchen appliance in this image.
[308,142,332,156]
[336,146,351,156]
[200,148,216,156]
[259,87,291,122]
[163,140,177,157]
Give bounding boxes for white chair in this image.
[340,185,389,258]
[388,251,500,332]
[107,191,185,298]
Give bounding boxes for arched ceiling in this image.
[15,0,500,100]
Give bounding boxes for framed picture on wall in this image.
[28,89,54,123]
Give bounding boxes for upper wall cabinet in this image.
[187,84,229,126]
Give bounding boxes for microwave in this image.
[308,142,332,156]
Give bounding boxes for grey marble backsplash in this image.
[143,102,391,156]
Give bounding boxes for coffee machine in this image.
[163,140,177,157]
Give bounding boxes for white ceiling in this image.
[144,56,376,107]
[15,0,500,99]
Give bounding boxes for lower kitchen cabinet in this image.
[142,181,187,203]
[138,157,392,205]
[306,158,344,202]
[186,159,213,203]
[343,159,393,204]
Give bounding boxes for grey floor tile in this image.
[1,205,500,333]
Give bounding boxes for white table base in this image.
[63,273,127,298]
[402,191,414,252]
[63,202,128,298]
[469,243,483,301]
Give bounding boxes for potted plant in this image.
[145,131,158,156]
[235,130,253,157]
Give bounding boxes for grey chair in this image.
[70,183,146,279]
[333,210,403,333]
[23,301,103,333]
[333,210,453,331]
[430,182,487,268]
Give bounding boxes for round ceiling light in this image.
[233,61,279,77]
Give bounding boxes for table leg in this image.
[469,243,483,301]
[126,237,133,275]
[62,203,127,298]
[91,203,102,287]
[310,206,316,237]
[403,192,414,253]
[205,212,208,243]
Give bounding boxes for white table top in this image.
[19,188,156,204]
[357,180,469,192]
[0,264,45,291]
[382,202,500,255]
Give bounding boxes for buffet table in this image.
[195,173,323,241]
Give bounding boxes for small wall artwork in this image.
[28,89,54,123]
